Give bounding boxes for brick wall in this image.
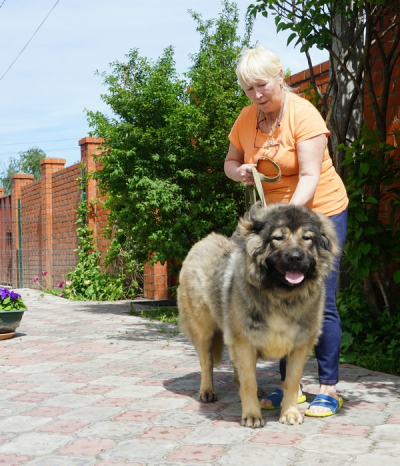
[285,61,330,97]
[19,177,41,287]
[0,138,109,290]
[50,163,82,283]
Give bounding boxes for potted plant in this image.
[0,287,27,340]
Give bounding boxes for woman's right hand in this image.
[224,143,256,185]
[236,164,256,186]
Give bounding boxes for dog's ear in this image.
[318,215,340,258]
[235,202,266,239]
[319,234,332,251]
[248,201,267,233]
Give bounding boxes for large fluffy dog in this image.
[178,202,339,428]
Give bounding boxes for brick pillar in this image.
[143,261,169,300]
[40,158,66,288]
[79,137,104,241]
[143,259,178,301]
[0,187,4,197]
[10,174,34,287]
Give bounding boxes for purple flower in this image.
[59,293,64,298]
[10,291,21,300]
[0,287,10,300]
[57,280,65,288]
[33,277,39,282]
[41,271,48,276]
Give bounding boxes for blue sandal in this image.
[260,388,307,410]
[305,394,343,417]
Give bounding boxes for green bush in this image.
[64,198,127,301]
[338,126,400,375]
[86,1,252,267]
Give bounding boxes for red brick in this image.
[388,92,400,107]
[321,61,329,73]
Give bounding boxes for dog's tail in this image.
[211,330,224,367]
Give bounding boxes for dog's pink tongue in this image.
[285,270,305,284]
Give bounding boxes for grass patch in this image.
[139,306,179,325]
[41,289,63,297]
[130,306,180,335]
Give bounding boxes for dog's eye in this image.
[302,236,312,241]
[271,236,284,241]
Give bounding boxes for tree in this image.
[87,1,252,266]
[0,147,46,194]
[249,0,400,174]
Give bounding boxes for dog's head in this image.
[234,202,340,290]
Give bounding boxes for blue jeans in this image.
[280,208,348,385]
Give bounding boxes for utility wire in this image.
[0,0,61,82]
[0,1,7,9]
[0,147,77,157]
[0,138,77,147]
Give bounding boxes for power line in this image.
[0,147,77,157]
[0,0,61,82]
[0,138,77,147]
[0,1,7,9]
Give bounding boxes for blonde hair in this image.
[236,44,283,89]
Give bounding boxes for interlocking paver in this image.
[0,289,399,464]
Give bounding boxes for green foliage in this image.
[65,170,139,301]
[19,147,46,180]
[337,126,400,375]
[139,307,179,325]
[249,0,357,52]
[339,127,400,300]
[0,287,27,311]
[338,286,400,375]
[86,1,251,266]
[0,147,46,194]
[136,306,180,335]
[283,67,292,78]
[0,296,26,311]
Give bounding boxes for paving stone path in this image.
[1,289,399,465]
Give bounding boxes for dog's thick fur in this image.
[177,202,339,428]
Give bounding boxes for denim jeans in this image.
[280,208,348,385]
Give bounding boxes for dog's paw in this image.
[241,415,265,429]
[198,390,218,403]
[279,409,303,425]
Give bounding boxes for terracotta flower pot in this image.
[0,310,25,338]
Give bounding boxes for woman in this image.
[224,44,348,417]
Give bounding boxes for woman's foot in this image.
[260,382,303,408]
[260,383,338,414]
[307,384,339,415]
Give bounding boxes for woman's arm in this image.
[224,143,256,186]
[290,134,326,206]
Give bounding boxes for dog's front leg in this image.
[197,343,217,402]
[229,341,264,428]
[280,345,310,425]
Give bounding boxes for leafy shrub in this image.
[86,1,252,267]
[338,126,400,375]
[65,194,131,301]
[338,286,400,375]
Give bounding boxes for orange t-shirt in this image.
[229,92,348,217]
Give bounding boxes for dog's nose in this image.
[287,251,303,267]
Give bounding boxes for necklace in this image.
[257,89,286,137]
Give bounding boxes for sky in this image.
[0,0,328,169]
